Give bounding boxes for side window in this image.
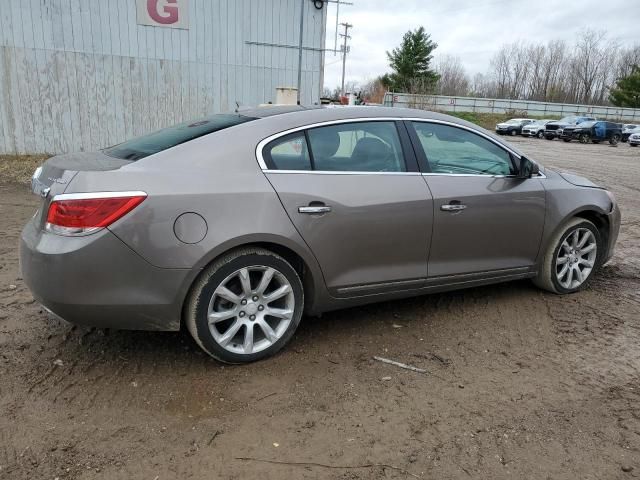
[412,122,515,176]
[264,133,311,171]
[307,121,406,172]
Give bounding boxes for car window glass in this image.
[265,133,311,170]
[104,114,255,161]
[412,122,514,176]
[307,121,406,172]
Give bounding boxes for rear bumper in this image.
[20,218,191,331]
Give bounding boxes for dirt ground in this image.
[1,137,639,480]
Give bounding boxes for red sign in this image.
[137,0,189,29]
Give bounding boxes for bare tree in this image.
[434,55,470,96]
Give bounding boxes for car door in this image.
[261,120,433,296]
[407,120,546,279]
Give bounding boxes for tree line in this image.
[361,28,640,108]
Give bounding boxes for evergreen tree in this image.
[385,27,439,93]
[609,66,640,108]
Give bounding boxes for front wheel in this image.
[579,133,590,144]
[609,134,620,145]
[186,247,304,363]
[533,218,601,294]
[510,129,517,136]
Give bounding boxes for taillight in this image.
[45,191,147,236]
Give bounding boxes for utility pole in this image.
[339,22,352,96]
[296,0,305,104]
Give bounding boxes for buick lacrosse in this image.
[21,106,620,363]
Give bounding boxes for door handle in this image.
[440,203,467,212]
[298,205,332,214]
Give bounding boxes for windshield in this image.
[576,121,596,128]
[104,114,256,161]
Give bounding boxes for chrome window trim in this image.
[50,191,148,202]
[265,170,422,176]
[256,116,544,174]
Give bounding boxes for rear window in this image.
[103,114,255,160]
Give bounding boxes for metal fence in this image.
[383,92,640,122]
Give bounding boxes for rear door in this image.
[261,120,433,296]
[408,120,546,279]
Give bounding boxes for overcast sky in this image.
[323,0,639,90]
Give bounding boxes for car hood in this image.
[556,171,602,189]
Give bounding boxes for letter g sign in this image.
[147,0,179,24]
[137,0,189,29]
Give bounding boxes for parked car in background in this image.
[564,121,622,145]
[495,118,533,136]
[521,119,554,138]
[622,124,640,142]
[20,106,620,363]
[629,131,640,147]
[545,115,596,140]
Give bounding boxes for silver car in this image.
[522,119,554,138]
[20,106,621,363]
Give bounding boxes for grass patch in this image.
[0,155,50,186]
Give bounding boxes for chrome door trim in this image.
[255,116,544,177]
[265,170,422,176]
[422,172,547,179]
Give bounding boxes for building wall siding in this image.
[0,0,327,154]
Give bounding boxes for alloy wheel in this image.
[207,266,295,355]
[555,228,597,290]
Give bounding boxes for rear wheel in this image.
[186,247,304,363]
[537,130,545,138]
[533,218,601,294]
[510,129,517,136]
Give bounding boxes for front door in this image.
[262,120,433,296]
[409,121,546,278]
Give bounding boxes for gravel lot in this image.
[1,137,639,480]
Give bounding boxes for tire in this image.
[579,133,590,144]
[609,134,620,145]
[537,130,545,139]
[510,129,517,136]
[533,218,602,294]
[185,247,304,363]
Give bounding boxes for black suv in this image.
[544,116,596,140]
[566,121,623,145]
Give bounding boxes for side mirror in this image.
[518,156,540,178]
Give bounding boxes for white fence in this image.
[383,92,640,121]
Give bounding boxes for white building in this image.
[0,0,328,154]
